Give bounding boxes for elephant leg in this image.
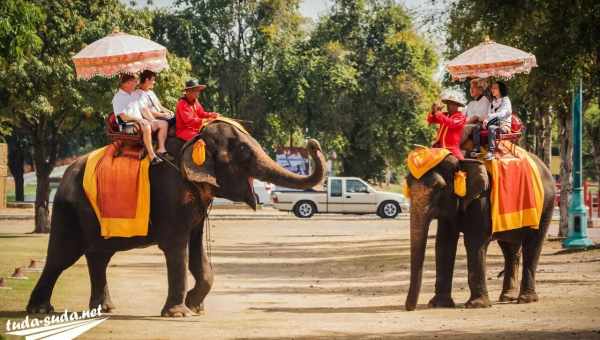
[160,245,193,317]
[428,218,459,308]
[498,241,520,302]
[518,206,552,304]
[27,231,84,314]
[463,229,492,308]
[185,226,214,314]
[85,252,116,312]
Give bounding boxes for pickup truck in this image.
[271,177,409,218]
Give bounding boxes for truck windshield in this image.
[330,179,342,197]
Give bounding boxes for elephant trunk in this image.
[405,188,433,311]
[251,139,326,190]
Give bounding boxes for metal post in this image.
[563,79,594,248]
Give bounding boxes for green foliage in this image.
[305,1,439,179]
[0,0,45,63]
[154,53,193,110]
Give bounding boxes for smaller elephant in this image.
[404,152,555,311]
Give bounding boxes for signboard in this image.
[275,147,310,175]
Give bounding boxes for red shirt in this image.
[427,110,466,160]
[175,97,216,141]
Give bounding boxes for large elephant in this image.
[27,121,326,317]
[404,152,555,311]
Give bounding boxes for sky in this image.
[299,0,330,18]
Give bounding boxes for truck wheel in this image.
[294,201,316,218]
[378,201,399,219]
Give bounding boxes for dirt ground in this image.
[1,217,600,339]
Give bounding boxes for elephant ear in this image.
[459,159,489,211]
[180,136,219,188]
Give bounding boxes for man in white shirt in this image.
[465,78,490,123]
[462,78,490,156]
[112,74,163,165]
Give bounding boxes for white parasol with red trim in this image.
[72,30,169,79]
[446,38,537,80]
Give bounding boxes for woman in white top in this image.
[483,81,512,159]
[134,70,171,160]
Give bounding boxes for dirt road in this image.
[1,218,600,339]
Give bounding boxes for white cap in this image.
[440,89,466,107]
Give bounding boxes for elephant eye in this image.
[237,143,251,160]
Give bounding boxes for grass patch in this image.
[6,184,37,203]
[0,231,90,334]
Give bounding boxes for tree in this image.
[0,0,44,203]
[0,1,172,233]
[304,1,439,180]
[584,102,600,180]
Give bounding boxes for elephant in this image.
[404,152,555,311]
[26,120,326,317]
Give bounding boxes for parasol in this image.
[446,38,537,80]
[72,31,169,80]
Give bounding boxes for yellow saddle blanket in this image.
[83,145,150,238]
[407,147,450,179]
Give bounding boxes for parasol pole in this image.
[563,79,594,249]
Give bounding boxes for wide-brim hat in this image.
[184,79,207,91]
[440,90,466,107]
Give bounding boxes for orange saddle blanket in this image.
[83,144,150,238]
[484,141,544,233]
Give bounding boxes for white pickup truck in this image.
[271,177,409,218]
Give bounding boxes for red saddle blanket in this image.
[484,141,544,233]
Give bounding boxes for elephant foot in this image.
[27,301,54,314]
[428,295,456,308]
[465,295,492,309]
[161,304,194,317]
[517,292,538,304]
[185,289,206,314]
[499,290,519,302]
[90,299,116,313]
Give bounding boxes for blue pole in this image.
[563,79,594,248]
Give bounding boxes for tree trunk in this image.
[557,107,572,237]
[31,138,56,234]
[540,111,553,166]
[533,110,552,167]
[7,135,26,202]
[34,170,51,233]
